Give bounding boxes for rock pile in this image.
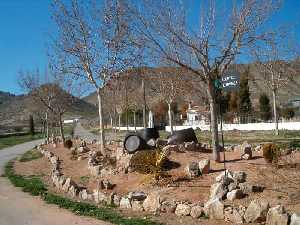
[185,159,210,178]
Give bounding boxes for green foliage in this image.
[262,143,281,163]
[5,158,162,225]
[239,69,252,123]
[259,93,272,121]
[29,115,35,136]
[5,161,47,196]
[19,149,43,162]
[280,107,295,119]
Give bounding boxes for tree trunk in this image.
[118,113,121,131]
[45,111,49,143]
[272,89,279,135]
[168,102,174,134]
[142,79,147,128]
[133,110,137,131]
[96,88,106,156]
[58,114,65,144]
[207,79,220,162]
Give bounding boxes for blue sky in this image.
[0,0,299,95]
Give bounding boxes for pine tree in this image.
[29,115,35,136]
[259,93,272,121]
[239,69,252,123]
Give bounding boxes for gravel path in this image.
[0,139,111,225]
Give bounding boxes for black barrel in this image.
[167,128,198,145]
[124,133,148,154]
[138,128,159,142]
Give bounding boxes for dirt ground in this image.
[14,141,300,225]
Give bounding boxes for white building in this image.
[182,103,209,125]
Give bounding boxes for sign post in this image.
[215,72,240,175]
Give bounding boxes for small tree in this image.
[29,114,35,136]
[239,70,252,123]
[259,93,272,121]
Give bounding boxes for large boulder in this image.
[204,198,224,220]
[232,171,247,183]
[244,199,269,223]
[225,207,244,224]
[185,162,200,178]
[128,191,147,201]
[290,213,300,225]
[143,192,161,212]
[160,200,177,213]
[190,205,204,218]
[120,197,132,209]
[210,182,228,200]
[266,205,289,225]
[226,189,244,201]
[215,170,234,184]
[198,159,210,174]
[175,204,191,216]
[131,200,144,212]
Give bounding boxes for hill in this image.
[0,89,97,134]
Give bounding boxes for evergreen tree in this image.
[29,115,35,136]
[259,93,272,121]
[239,69,252,123]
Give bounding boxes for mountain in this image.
[0,89,97,134]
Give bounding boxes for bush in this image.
[64,139,73,149]
[262,143,281,163]
[130,149,168,174]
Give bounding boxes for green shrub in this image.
[262,143,281,163]
[19,149,42,162]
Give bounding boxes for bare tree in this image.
[19,70,73,143]
[253,34,298,135]
[128,0,280,161]
[150,68,191,134]
[50,0,140,155]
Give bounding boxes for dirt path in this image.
[0,140,111,225]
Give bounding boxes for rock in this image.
[198,159,210,174]
[68,185,78,198]
[116,147,126,161]
[90,165,101,176]
[255,145,261,152]
[117,154,132,172]
[162,145,179,152]
[113,194,121,206]
[93,190,107,203]
[120,197,132,209]
[161,200,177,213]
[225,207,244,224]
[215,170,233,183]
[228,182,238,192]
[239,183,264,195]
[106,192,116,205]
[190,205,203,218]
[184,142,197,151]
[128,191,147,201]
[210,182,228,200]
[100,179,114,190]
[227,189,244,201]
[266,205,289,225]
[62,177,72,192]
[204,198,224,220]
[143,192,161,212]
[78,146,89,153]
[146,139,156,147]
[175,204,191,216]
[58,176,66,189]
[244,199,269,223]
[232,171,247,183]
[290,213,300,225]
[185,162,200,178]
[131,200,144,212]
[240,141,252,160]
[80,189,88,200]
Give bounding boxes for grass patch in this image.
[5,158,163,225]
[19,149,43,162]
[0,134,43,150]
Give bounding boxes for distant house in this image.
[182,103,209,125]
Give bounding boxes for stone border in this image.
[37,144,300,225]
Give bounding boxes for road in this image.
[0,139,111,225]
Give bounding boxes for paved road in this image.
[0,139,111,225]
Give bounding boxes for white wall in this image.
[165,122,300,132]
[116,127,144,131]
